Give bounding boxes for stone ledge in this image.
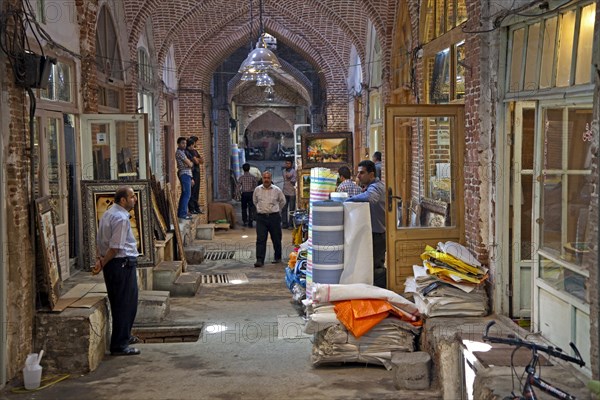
[34,301,109,374]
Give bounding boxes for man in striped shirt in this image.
[238,163,258,228]
[252,171,286,268]
[336,165,362,197]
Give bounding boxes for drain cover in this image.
[132,325,202,343]
[200,273,248,285]
[204,250,236,260]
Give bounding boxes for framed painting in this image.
[166,183,187,271]
[81,180,154,269]
[35,196,61,309]
[299,170,311,199]
[151,190,168,240]
[301,132,353,169]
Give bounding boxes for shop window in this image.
[507,1,595,93]
[524,23,540,91]
[40,60,73,103]
[538,106,593,303]
[555,10,576,87]
[369,91,382,151]
[423,0,467,42]
[540,17,558,89]
[138,48,153,85]
[162,46,177,91]
[575,3,596,84]
[96,5,124,81]
[97,85,122,110]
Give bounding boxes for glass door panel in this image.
[81,114,147,181]
[385,104,464,292]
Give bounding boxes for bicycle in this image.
[482,321,585,400]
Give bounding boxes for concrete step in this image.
[152,261,183,291]
[184,244,205,264]
[196,224,215,240]
[171,272,202,297]
[135,290,170,323]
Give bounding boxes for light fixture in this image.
[238,0,281,76]
[256,72,274,87]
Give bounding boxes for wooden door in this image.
[385,104,465,292]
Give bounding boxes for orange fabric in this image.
[334,300,388,338]
[334,299,423,338]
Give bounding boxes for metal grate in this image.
[204,250,236,260]
[200,273,248,285]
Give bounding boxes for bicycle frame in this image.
[517,351,577,400]
[482,321,584,400]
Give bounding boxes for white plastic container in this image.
[23,365,42,390]
[329,192,348,202]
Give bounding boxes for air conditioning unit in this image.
[15,52,56,89]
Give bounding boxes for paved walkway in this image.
[2,222,442,400]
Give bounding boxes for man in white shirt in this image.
[252,171,286,268]
[94,186,141,356]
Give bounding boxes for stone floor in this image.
[0,202,592,399]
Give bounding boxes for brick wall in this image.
[2,0,37,380]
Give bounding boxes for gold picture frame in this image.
[81,180,154,269]
[301,132,353,169]
[298,170,311,199]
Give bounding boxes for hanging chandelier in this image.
[238,0,281,76]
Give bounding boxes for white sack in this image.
[339,202,373,285]
[311,283,419,316]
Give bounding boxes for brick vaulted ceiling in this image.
[122,0,397,95]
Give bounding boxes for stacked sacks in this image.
[405,241,489,317]
[306,283,421,369]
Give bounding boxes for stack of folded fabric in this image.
[405,241,489,317]
[305,283,421,369]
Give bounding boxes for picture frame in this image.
[81,180,154,269]
[166,183,187,271]
[151,190,168,239]
[301,132,353,169]
[299,170,311,199]
[35,196,61,309]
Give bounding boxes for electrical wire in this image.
[10,373,70,393]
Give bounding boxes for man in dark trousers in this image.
[93,186,141,356]
[281,158,296,228]
[345,160,387,288]
[186,136,204,214]
[176,136,194,220]
[253,170,286,268]
[238,163,258,228]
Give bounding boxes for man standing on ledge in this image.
[253,170,286,268]
[345,160,387,288]
[93,186,141,356]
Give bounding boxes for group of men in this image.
[176,136,204,220]
[246,152,386,288]
[237,158,296,268]
[91,149,384,357]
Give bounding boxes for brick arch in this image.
[125,0,389,80]
[232,79,310,107]
[229,75,311,106]
[176,19,349,128]
[177,19,344,95]
[247,109,294,133]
